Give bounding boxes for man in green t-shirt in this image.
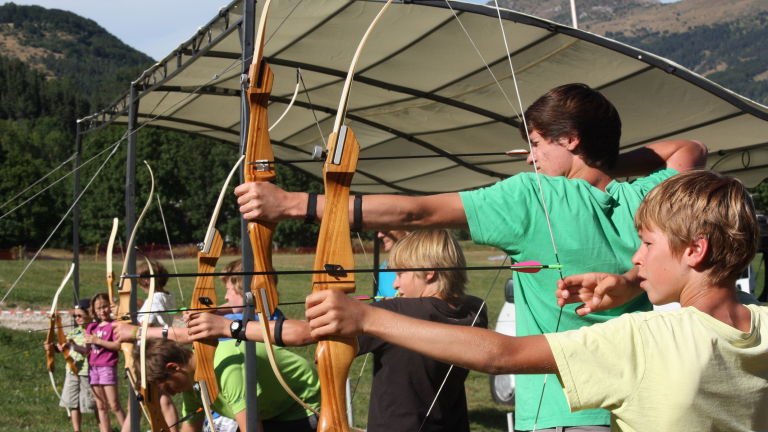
[137,338,320,432]
[234,83,708,430]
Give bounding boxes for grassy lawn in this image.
[3,248,764,431]
[0,246,514,431]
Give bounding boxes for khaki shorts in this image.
[59,373,96,412]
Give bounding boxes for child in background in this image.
[45,299,100,432]
[305,170,768,432]
[84,292,126,432]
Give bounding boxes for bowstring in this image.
[156,194,185,307]
[350,232,373,404]
[440,2,566,431]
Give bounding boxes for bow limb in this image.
[45,263,76,417]
[139,254,172,432]
[106,218,119,312]
[117,161,155,377]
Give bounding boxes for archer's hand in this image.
[110,321,137,343]
[556,272,643,316]
[56,342,68,352]
[185,312,231,341]
[305,290,369,339]
[43,342,53,351]
[235,181,303,223]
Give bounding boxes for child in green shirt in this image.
[135,338,320,432]
[305,170,768,432]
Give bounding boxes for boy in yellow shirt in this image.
[305,169,768,432]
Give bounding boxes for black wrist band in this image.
[274,316,286,347]
[234,319,247,347]
[352,194,363,233]
[304,193,318,225]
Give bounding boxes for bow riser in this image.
[245,59,280,315]
[312,126,361,432]
[107,218,119,308]
[191,229,224,404]
[45,313,61,373]
[140,376,169,432]
[118,278,136,374]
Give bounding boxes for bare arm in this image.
[612,140,708,177]
[305,290,556,375]
[235,182,468,230]
[111,322,191,344]
[185,313,318,346]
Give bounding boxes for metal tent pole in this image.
[72,123,82,307]
[240,1,260,431]
[125,82,141,432]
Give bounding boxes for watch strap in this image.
[274,316,286,347]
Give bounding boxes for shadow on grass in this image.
[469,406,514,431]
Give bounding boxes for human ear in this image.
[423,271,436,283]
[685,236,709,268]
[563,134,580,151]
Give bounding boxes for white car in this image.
[489,265,756,406]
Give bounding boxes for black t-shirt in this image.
[358,296,488,432]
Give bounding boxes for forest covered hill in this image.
[496,0,768,104]
[0,3,321,249]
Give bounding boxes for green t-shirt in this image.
[182,340,320,423]
[546,304,768,432]
[459,168,677,430]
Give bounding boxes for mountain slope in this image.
[0,2,154,96]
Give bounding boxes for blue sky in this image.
[14,0,681,60]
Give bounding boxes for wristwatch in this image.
[162,324,169,339]
[230,319,244,342]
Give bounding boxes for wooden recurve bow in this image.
[310,2,393,431]
[115,161,160,428]
[190,155,244,430]
[138,252,172,432]
[45,263,76,417]
[242,0,329,419]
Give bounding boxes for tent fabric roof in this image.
[79,0,768,192]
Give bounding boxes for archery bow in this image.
[138,253,172,432]
[309,2,393,431]
[114,161,159,429]
[190,155,245,430]
[242,0,322,417]
[45,263,76,417]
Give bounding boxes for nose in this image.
[526,152,534,165]
[377,231,386,239]
[631,248,643,267]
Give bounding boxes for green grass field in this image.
[2,248,765,431]
[0,246,517,431]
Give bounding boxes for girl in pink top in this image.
[84,292,126,432]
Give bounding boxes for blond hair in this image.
[219,259,243,295]
[387,230,468,304]
[635,170,759,285]
[218,259,277,296]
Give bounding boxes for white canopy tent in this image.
[79,0,768,193]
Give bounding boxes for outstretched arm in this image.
[612,140,708,177]
[305,290,556,375]
[185,313,317,347]
[234,182,468,230]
